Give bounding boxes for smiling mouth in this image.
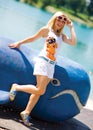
[49,89,83,111]
[57,22,64,27]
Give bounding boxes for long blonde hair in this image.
[47,11,66,35]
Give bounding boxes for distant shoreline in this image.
[19,1,93,28]
[45,6,93,28]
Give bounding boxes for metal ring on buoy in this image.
[51,78,60,86]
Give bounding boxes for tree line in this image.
[16,0,93,17]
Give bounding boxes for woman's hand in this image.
[68,22,73,28]
[9,42,21,49]
[66,19,73,28]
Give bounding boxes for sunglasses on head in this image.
[57,16,67,22]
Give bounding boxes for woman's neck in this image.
[51,28,60,36]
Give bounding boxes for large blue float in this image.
[0,37,90,122]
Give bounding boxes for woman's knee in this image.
[36,76,50,95]
[40,89,46,95]
[37,88,46,95]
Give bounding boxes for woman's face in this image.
[54,15,67,29]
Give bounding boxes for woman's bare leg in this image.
[21,75,51,115]
[9,75,51,126]
[22,94,40,115]
[13,75,50,95]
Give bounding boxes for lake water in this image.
[0,0,93,100]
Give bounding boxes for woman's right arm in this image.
[9,26,49,49]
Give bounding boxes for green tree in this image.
[68,0,86,14]
[87,0,93,16]
[55,0,86,14]
[56,0,65,7]
[27,0,38,4]
[41,0,52,8]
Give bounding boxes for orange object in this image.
[46,37,58,61]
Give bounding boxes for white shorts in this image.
[33,57,55,79]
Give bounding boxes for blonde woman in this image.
[9,11,76,126]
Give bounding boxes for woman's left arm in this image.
[62,22,77,46]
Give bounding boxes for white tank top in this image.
[39,29,63,61]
